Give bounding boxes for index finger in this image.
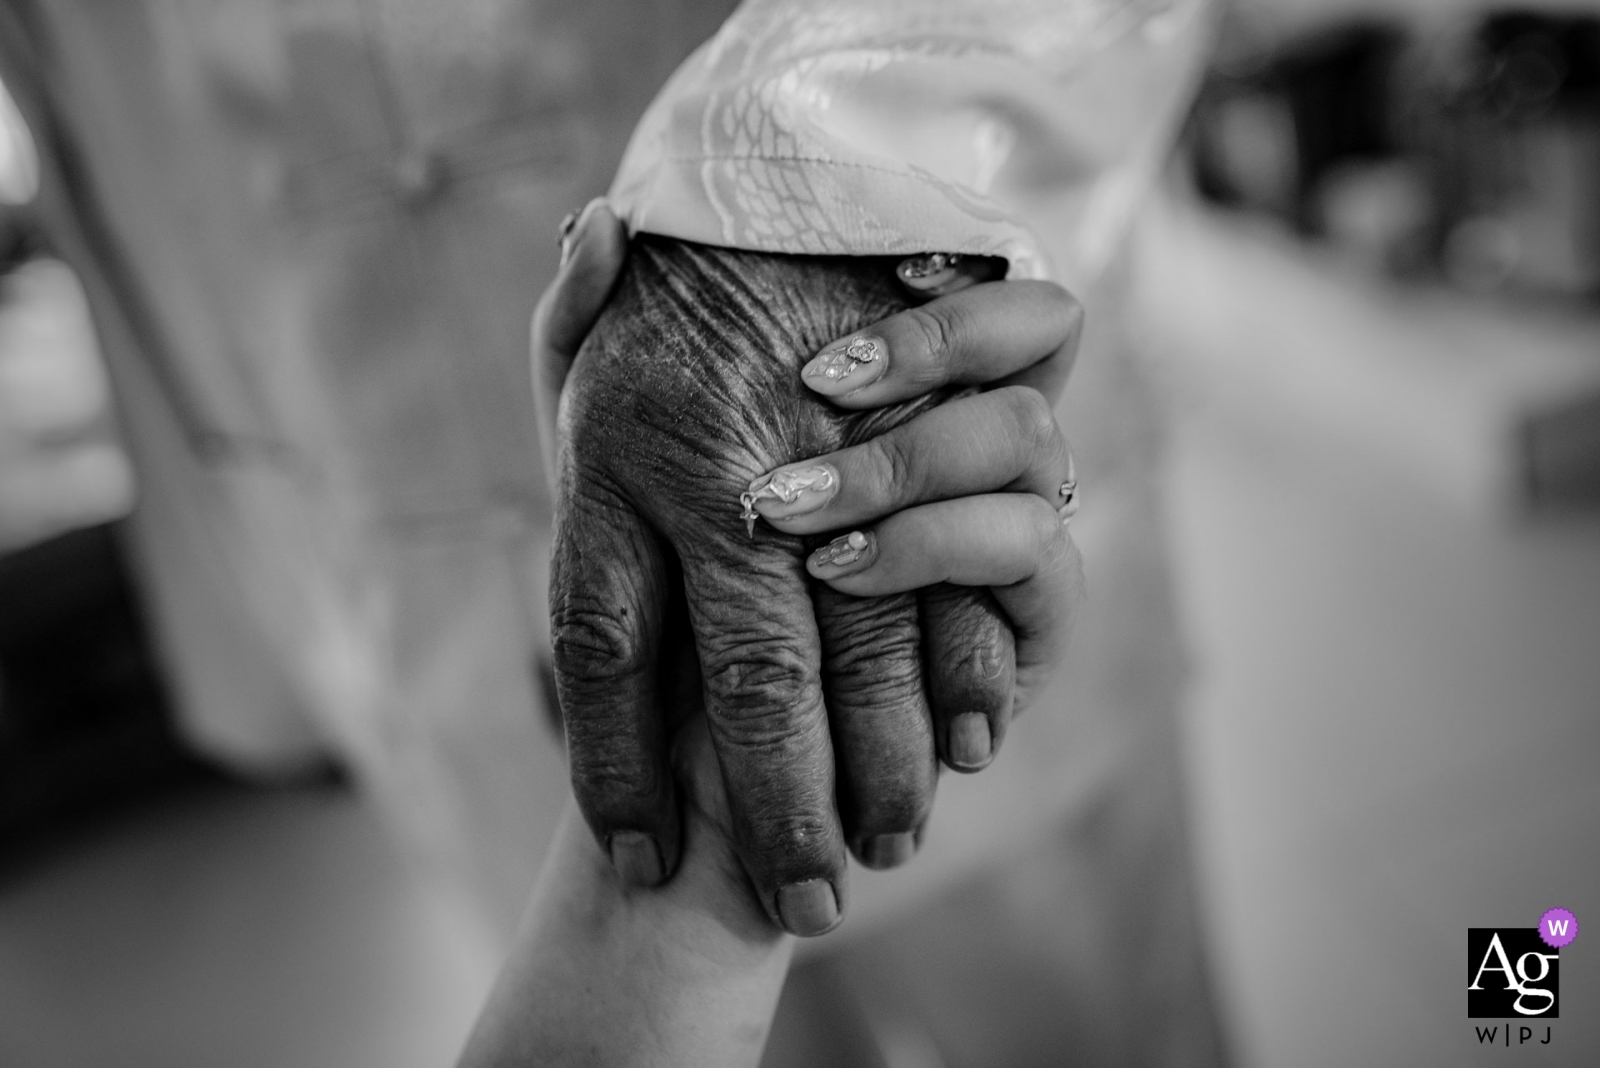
[799,279,1083,410]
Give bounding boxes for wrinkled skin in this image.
[551,235,1015,932]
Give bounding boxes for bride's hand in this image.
[456,705,789,1068]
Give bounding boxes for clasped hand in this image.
[535,202,1085,936]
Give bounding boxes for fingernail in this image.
[556,209,580,253]
[896,251,964,295]
[859,832,917,870]
[802,335,886,394]
[741,464,837,525]
[776,878,841,936]
[949,713,993,770]
[810,530,874,572]
[609,830,665,886]
[557,198,604,267]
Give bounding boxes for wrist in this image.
[559,802,787,966]
[459,804,790,1068]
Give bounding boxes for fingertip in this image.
[806,530,875,580]
[542,201,629,361]
[895,252,1006,299]
[946,711,995,772]
[593,771,684,889]
[775,878,843,936]
[608,830,667,887]
[563,201,627,295]
[921,584,1015,773]
[558,197,621,268]
[800,335,887,398]
[854,830,918,870]
[802,277,1087,407]
[580,199,627,260]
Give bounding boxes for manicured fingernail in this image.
[803,335,886,394]
[810,530,874,572]
[896,251,964,294]
[741,464,837,526]
[859,832,917,870]
[609,831,665,886]
[949,713,993,770]
[776,879,841,936]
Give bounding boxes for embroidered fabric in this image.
[610,0,1212,289]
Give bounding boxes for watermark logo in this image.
[1468,908,1578,1047]
[1468,928,1559,1018]
[1538,907,1578,950]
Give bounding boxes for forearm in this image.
[456,805,793,1068]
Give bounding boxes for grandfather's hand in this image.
[537,205,1080,936]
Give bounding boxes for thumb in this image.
[531,198,627,488]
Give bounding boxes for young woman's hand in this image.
[457,706,792,1068]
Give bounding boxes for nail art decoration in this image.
[900,251,961,278]
[805,336,881,383]
[897,251,961,283]
[814,531,871,568]
[739,466,835,537]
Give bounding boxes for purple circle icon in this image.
[1539,907,1578,949]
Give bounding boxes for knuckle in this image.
[821,592,920,677]
[828,653,924,711]
[702,635,809,695]
[715,700,814,752]
[552,603,646,684]
[748,808,838,870]
[702,638,818,746]
[865,430,919,504]
[829,639,921,692]
[932,594,1010,680]
[559,708,664,817]
[850,778,933,833]
[568,743,661,813]
[904,303,962,374]
[949,638,1012,704]
[1001,385,1059,455]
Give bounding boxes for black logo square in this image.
[1469,928,1559,1018]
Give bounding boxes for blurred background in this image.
[1,1,1597,1066]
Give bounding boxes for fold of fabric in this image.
[611,0,1211,289]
